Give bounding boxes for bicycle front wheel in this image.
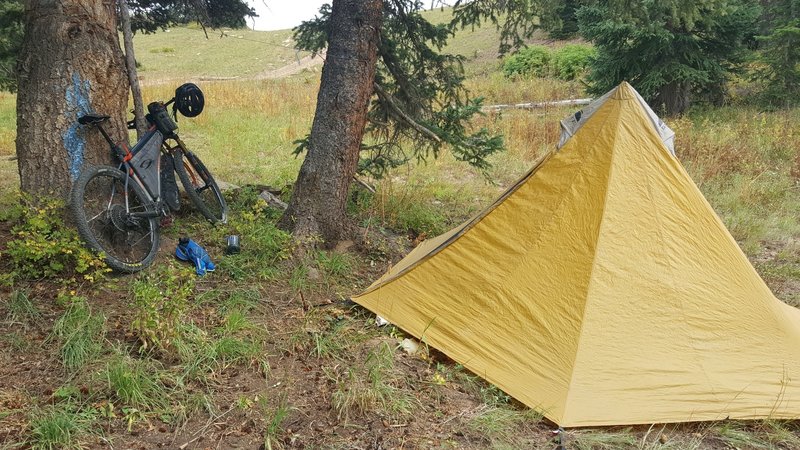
[70,165,160,273]
[174,148,227,224]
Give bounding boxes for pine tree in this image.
[281,0,504,245]
[127,0,255,34]
[754,0,800,107]
[0,0,23,91]
[293,0,503,179]
[578,0,760,115]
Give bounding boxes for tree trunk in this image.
[278,0,382,246]
[16,0,129,196]
[119,0,146,139]
[653,80,691,116]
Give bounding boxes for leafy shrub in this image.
[502,44,595,81]
[551,44,596,81]
[131,265,195,352]
[502,45,552,78]
[2,195,109,283]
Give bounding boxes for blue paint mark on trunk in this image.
[63,73,93,180]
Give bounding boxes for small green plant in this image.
[288,264,310,292]
[4,195,109,283]
[502,44,595,81]
[148,46,175,53]
[214,192,291,280]
[131,264,195,352]
[363,187,450,237]
[571,429,638,450]
[287,311,367,360]
[220,309,253,334]
[217,288,260,314]
[713,421,772,449]
[316,250,354,279]
[466,406,543,447]
[310,321,348,360]
[213,336,260,365]
[258,394,291,450]
[3,331,31,352]
[173,318,268,384]
[761,420,800,448]
[53,385,83,402]
[51,299,106,372]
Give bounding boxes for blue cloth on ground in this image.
[176,237,215,276]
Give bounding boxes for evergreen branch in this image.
[373,82,441,143]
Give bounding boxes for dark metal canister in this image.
[225,235,240,255]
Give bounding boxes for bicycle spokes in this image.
[73,167,159,270]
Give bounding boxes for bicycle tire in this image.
[173,148,228,224]
[70,165,160,273]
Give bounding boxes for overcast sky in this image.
[247,1,330,31]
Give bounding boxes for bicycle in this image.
[69,83,227,273]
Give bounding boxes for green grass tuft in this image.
[102,356,168,411]
[258,394,291,450]
[570,429,638,450]
[51,300,105,372]
[28,402,92,450]
[6,289,40,325]
[330,342,415,420]
[466,406,543,448]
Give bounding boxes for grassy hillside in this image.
[0,10,799,450]
[131,26,313,83]
[130,7,512,82]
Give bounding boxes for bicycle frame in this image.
[87,108,213,224]
[93,122,173,221]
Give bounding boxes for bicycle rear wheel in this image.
[174,148,227,224]
[70,165,160,273]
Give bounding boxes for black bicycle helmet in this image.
[174,83,204,118]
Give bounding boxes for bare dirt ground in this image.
[254,51,326,80]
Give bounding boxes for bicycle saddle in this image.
[78,113,110,125]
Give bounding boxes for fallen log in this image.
[482,98,592,112]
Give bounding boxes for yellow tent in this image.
[353,82,800,427]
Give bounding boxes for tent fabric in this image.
[558,84,676,155]
[352,82,800,427]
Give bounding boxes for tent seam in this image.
[559,98,621,424]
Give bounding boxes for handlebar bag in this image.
[147,102,178,136]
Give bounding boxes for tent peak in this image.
[558,82,676,155]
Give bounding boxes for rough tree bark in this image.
[16,0,129,195]
[654,80,691,116]
[278,0,382,247]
